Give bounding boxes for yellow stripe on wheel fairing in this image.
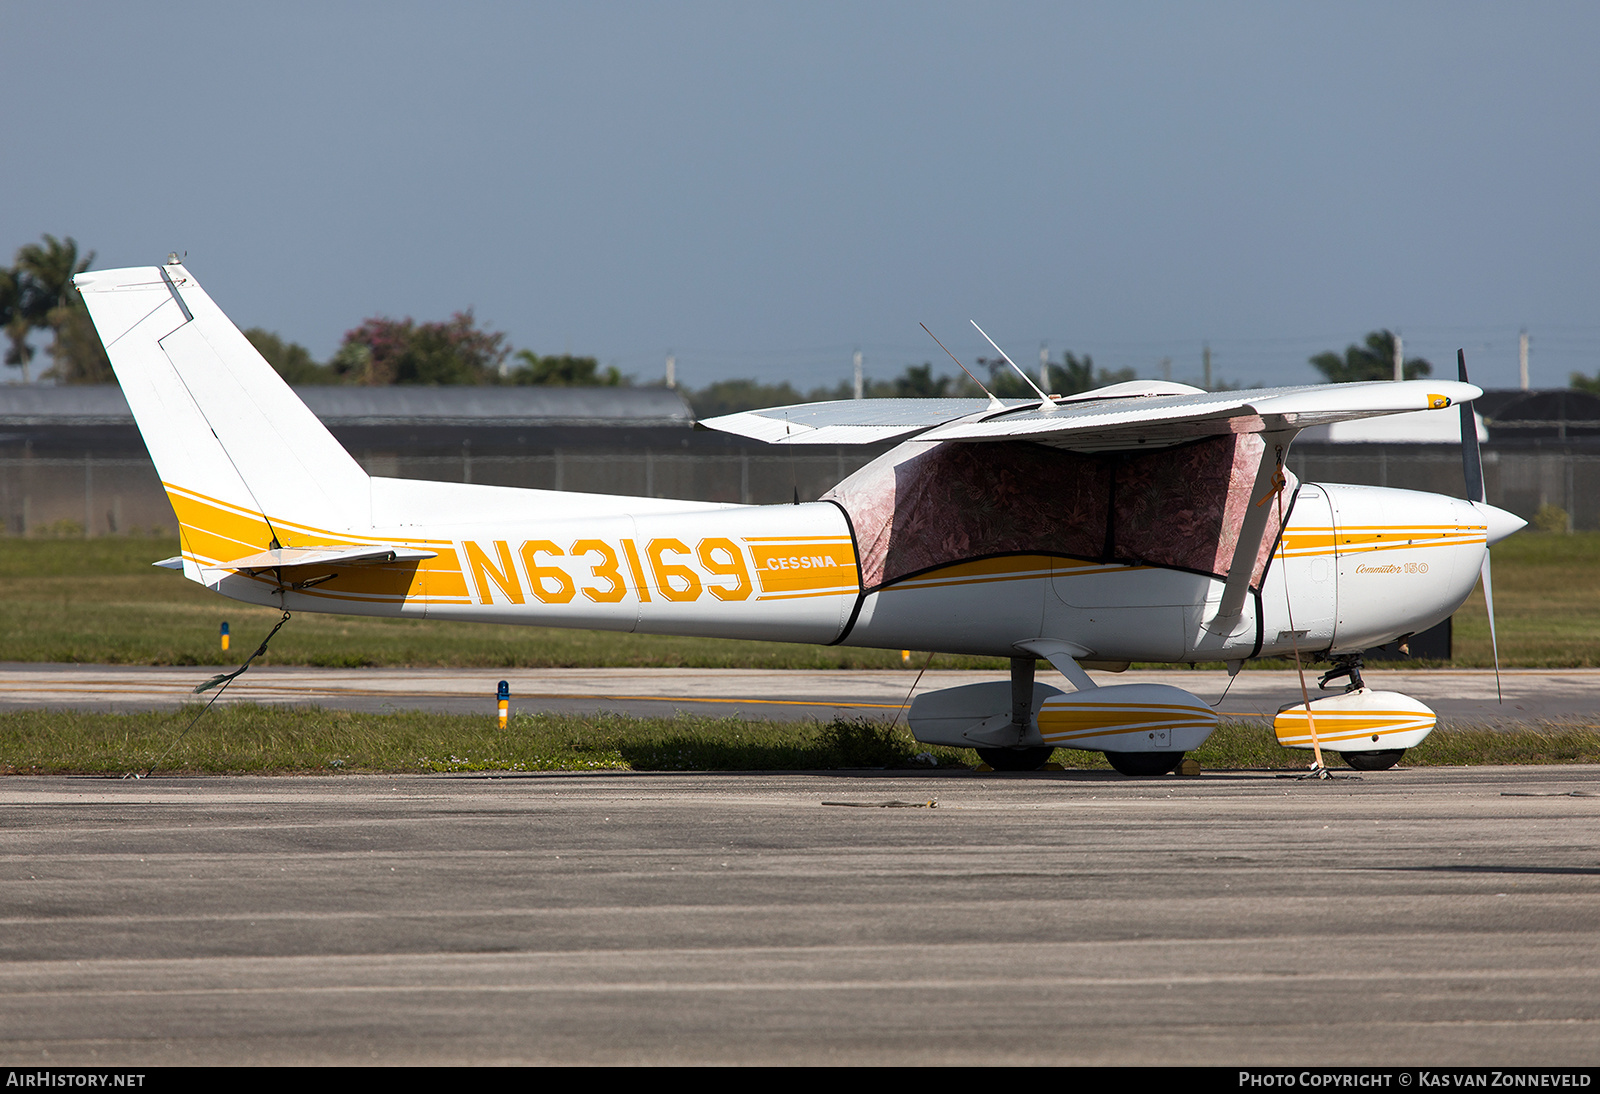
[1273,708,1436,748]
[1037,699,1220,746]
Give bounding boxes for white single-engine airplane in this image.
[76,259,1524,774]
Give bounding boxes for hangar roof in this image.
[0,384,695,428]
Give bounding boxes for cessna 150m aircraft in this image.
[76,259,1524,775]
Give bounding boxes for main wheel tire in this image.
[975,746,1056,772]
[1104,751,1185,776]
[1343,749,1404,771]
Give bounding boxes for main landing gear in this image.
[973,747,1190,775]
[974,658,1059,771]
[974,746,1057,772]
[969,655,1197,775]
[1103,751,1187,777]
[974,747,1192,775]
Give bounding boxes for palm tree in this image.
[15,234,91,311]
[1310,330,1432,383]
[0,266,37,382]
[15,235,111,383]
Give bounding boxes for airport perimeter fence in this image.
[3,445,1598,537]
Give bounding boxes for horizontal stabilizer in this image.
[189,544,437,590]
[215,545,438,572]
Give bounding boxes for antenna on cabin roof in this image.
[970,320,1055,409]
[921,323,1003,410]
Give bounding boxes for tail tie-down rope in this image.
[129,610,293,779]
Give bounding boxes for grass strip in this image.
[0,537,1001,669]
[6,530,1600,668]
[1,706,1594,776]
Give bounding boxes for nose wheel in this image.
[1343,749,1405,771]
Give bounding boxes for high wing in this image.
[700,397,1029,445]
[704,374,1483,636]
[702,380,1482,452]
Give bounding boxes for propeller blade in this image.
[1458,349,1485,504]
[1480,551,1503,704]
[1460,349,1503,701]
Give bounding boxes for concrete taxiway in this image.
[2,767,1597,1065]
[1,663,1596,726]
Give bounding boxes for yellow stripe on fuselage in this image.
[159,485,863,610]
[1279,523,1486,559]
[745,537,858,600]
[162,482,469,605]
[880,555,1141,593]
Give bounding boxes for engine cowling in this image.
[1259,483,1522,658]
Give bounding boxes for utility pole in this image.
[1203,343,1212,391]
[853,349,863,400]
[1394,332,1403,382]
[665,353,676,389]
[1519,329,1530,391]
[1039,342,1050,392]
[1160,357,1172,383]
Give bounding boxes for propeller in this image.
[1458,349,1503,702]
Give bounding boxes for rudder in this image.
[75,261,372,572]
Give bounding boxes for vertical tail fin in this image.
[75,261,371,569]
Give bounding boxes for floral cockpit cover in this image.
[823,433,1293,592]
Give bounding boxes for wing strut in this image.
[1210,430,1295,630]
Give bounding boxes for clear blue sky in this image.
[5,2,1597,392]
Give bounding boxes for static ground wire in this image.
[889,651,938,731]
[129,609,293,779]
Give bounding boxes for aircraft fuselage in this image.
[194,476,1488,666]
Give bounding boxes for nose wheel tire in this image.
[975,747,1056,772]
[1343,749,1405,771]
[1104,751,1186,776]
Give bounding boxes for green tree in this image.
[0,267,37,382]
[686,378,806,418]
[890,362,952,397]
[14,234,111,384]
[977,352,1134,397]
[1310,330,1431,383]
[332,311,509,385]
[1570,371,1600,395]
[47,308,114,384]
[686,357,1142,419]
[244,328,331,383]
[507,350,626,386]
[805,376,897,400]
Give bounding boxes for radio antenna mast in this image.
[921,323,1003,410]
[970,320,1055,410]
